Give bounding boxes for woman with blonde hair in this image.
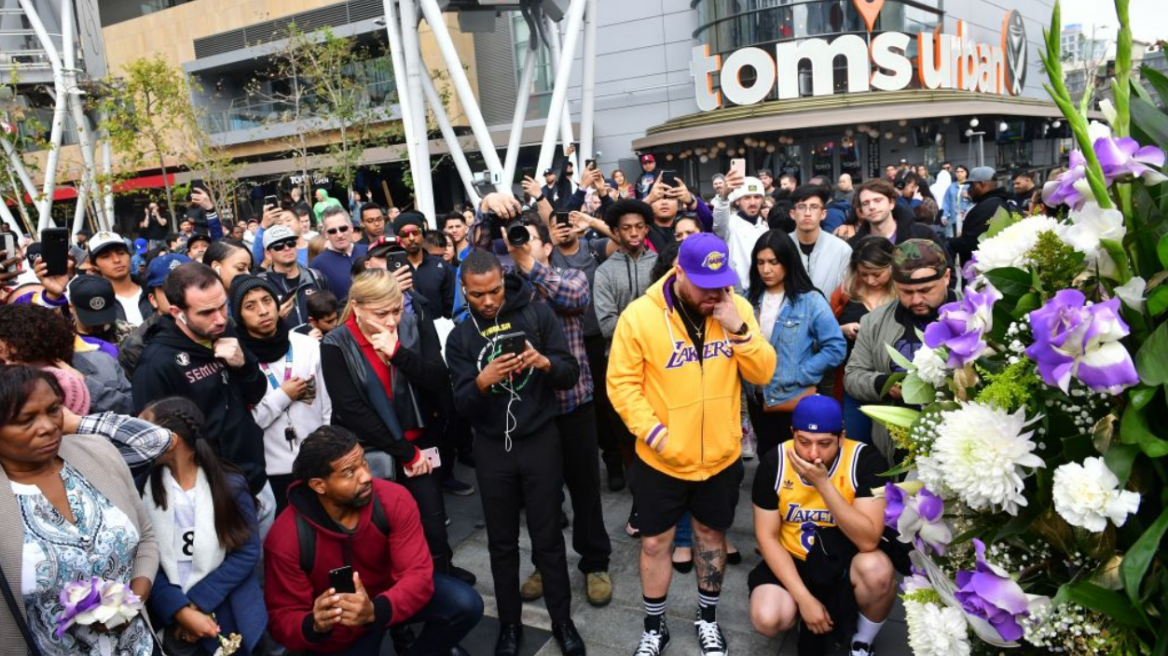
[319,269,474,584]
[611,169,633,199]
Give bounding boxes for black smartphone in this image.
[553,211,570,226]
[660,170,677,187]
[585,159,597,170]
[40,228,70,276]
[328,565,356,594]
[191,179,206,192]
[387,252,410,271]
[497,331,527,357]
[263,194,278,208]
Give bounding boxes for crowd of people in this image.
[0,152,1059,656]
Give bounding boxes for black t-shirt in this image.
[798,241,815,257]
[751,440,885,511]
[675,300,706,364]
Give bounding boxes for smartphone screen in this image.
[2,234,16,272]
[264,194,278,208]
[41,228,70,276]
[328,566,356,594]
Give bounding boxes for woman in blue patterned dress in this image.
[0,364,159,655]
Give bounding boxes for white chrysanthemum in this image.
[1061,202,1126,278]
[931,403,1044,514]
[912,344,949,387]
[973,216,1062,273]
[1053,457,1141,532]
[906,600,972,656]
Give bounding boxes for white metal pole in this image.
[61,0,96,236]
[535,0,587,177]
[382,0,424,213]
[418,0,506,191]
[578,0,598,166]
[0,185,22,235]
[545,16,576,170]
[101,119,114,230]
[502,44,539,188]
[0,136,38,201]
[398,0,435,220]
[420,70,481,209]
[17,0,67,230]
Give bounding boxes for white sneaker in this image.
[694,615,727,656]
[633,621,670,656]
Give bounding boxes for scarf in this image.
[237,316,291,363]
[144,467,226,593]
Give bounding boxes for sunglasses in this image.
[398,226,421,237]
[268,240,297,252]
[326,225,351,235]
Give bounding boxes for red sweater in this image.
[263,479,434,652]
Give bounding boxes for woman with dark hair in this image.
[0,364,159,655]
[141,396,266,656]
[746,230,847,458]
[672,216,703,242]
[941,164,971,239]
[203,239,253,294]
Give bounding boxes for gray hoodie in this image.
[593,248,659,340]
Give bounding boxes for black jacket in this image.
[409,252,456,319]
[112,279,154,326]
[131,316,269,493]
[258,266,331,330]
[949,187,1014,263]
[445,274,579,440]
[320,294,448,464]
[849,204,938,247]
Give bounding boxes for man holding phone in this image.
[642,174,713,252]
[258,225,331,330]
[395,212,455,319]
[264,426,483,655]
[139,201,169,249]
[711,171,770,292]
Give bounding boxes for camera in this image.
[506,219,531,247]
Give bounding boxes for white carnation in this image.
[974,216,1061,273]
[915,454,949,497]
[912,345,949,387]
[931,402,1045,514]
[1053,457,1141,532]
[906,600,972,656]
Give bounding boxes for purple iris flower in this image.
[1041,150,1091,209]
[1095,136,1167,186]
[884,483,952,556]
[55,577,103,638]
[924,285,1000,368]
[955,539,1032,642]
[1025,289,1139,394]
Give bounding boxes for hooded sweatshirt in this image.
[445,274,580,440]
[607,275,776,481]
[131,316,269,492]
[711,198,770,291]
[593,248,658,340]
[263,479,434,652]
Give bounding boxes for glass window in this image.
[511,14,553,95]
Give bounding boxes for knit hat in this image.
[727,177,766,204]
[229,274,279,322]
[892,239,949,284]
[393,211,425,236]
[43,366,90,415]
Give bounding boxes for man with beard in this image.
[445,250,585,656]
[844,239,955,463]
[264,426,483,655]
[711,172,770,291]
[131,262,277,536]
[88,231,151,326]
[608,233,776,656]
[848,179,937,247]
[396,212,455,318]
[442,211,472,262]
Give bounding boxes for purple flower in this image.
[1025,289,1139,394]
[954,540,1032,642]
[55,577,103,638]
[884,483,952,556]
[1095,136,1167,186]
[924,285,1000,368]
[1041,150,1091,209]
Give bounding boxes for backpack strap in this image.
[295,512,315,579]
[520,303,543,345]
[371,494,390,536]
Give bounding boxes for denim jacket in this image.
[748,291,847,406]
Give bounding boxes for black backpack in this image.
[294,493,390,577]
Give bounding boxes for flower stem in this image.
[1112,0,1132,139]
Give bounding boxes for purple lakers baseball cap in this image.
[678,233,738,289]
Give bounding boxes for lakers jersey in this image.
[773,439,867,561]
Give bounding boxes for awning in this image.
[25,173,177,202]
[633,89,1088,149]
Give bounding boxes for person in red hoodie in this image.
[264,425,483,655]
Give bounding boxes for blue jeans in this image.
[843,392,873,445]
[674,512,693,549]
[308,574,483,655]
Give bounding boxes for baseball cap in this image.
[88,231,127,258]
[968,166,996,183]
[67,275,117,326]
[640,153,655,164]
[369,236,405,259]
[145,253,191,290]
[678,233,738,289]
[133,238,147,255]
[727,176,766,204]
[543,168,556,175]
[186,232,212,247]
[263,225,297,250]
[892,239,949,283]
[791,395,843,434]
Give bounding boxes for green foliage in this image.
[975,360,1042,412]
[1026,230,1086,294]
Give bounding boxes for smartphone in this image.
[387,252,411,272]
[328,565,356,594]
[1,233,16,272]
[40,228,70,276]
[191,179,206,192]
[660,170,677,187]
[585,159,597,170]
[497,331,527,357]
[730,158,746,179]
[553,211,570,226]
[423,447,441,469]
[263,194,278,208]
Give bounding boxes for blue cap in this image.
[791,395,843,434]
[133,238,148,255]
[146,253,191,290]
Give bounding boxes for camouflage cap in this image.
[892,239,948,283]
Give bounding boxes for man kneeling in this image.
[749,396,895,656]
[264,425,483,655]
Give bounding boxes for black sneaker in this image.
[694,612,727,656]
[442,477,476,496]
[633,620,670,655]
[849,641,876,656]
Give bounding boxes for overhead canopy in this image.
[633,89,1086,150]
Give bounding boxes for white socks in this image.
[852,613,885,646]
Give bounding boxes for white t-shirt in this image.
[166,477,197,588]
[759,291,785,342]
[116,288,145,326]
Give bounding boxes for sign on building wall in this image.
[691,0,1028,111]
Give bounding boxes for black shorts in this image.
[748,558,813,594]
[627,455,744,537]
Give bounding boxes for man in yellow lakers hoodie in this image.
[608,233,776,656]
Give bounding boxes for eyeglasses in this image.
[268,240,296,252]
[326,225,351,235]
[794,204,824,213]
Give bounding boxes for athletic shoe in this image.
[850,641,876,656]
[633,621,670,656]
[442,477,476,496]
[694,614,728,656]
[519,571,543,601]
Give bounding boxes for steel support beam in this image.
[502,44,539,188]
[535,0,587,177]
